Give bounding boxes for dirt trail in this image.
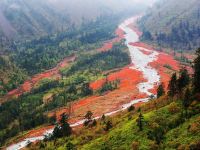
[0,55,76,104]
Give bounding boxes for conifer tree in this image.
[177,68,190,93]
[136,109,144,131]
[53,113,72,138]
[104,120,113,131]
[168,73,177,96]
[60,113,72,137]
[84,111,93,126]
[194,48,200,93]
[81,82,93,96]
[157,83,165,98]
[183,88,192,117]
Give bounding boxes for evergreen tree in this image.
[136,112,144,131]
[177,68,190,94]
[157,83,165,98]
[183,88,192,117]
[194,48,200,93]
[59,113,72,137]
[81,82,93,96]
[128,105,135,112]
[84,111,93,120]
[168,73,177,96]
[104,120,113,131]
[84,111,93,126]
[147,124,164,144]
[101,114,106,122]
[53,123,62,138]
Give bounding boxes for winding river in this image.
[7,17,160,150]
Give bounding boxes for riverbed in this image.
[7,16,160,150]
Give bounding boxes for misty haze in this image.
[0,0,199,150]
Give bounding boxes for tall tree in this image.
[60,113,72,137]
[103,120,113,131]
[81,82,93,96]
[136,110,144,131]
[157,83,165,98]
[177,68,190,94]
[84,111,93,126]
[183,88,192,117]
[168,73,177,96]
[53,123,62,138]
[53,113,72,138]
[194,48,200,93]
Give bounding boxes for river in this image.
[7,16,160,150]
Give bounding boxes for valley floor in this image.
[6,16,181,150]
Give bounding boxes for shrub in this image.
[188,117,200,134]
[132,141,139,150]
[189,141,200,150]
[168,102,181,114]
[149,141,159,150]
[103,120,113,131]
[128,105,135,112]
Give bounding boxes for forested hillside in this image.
[0,0,146,41]
[0,55,27,96]
[139,0,200,50]
[0,13,126,97]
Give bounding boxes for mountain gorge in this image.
[0,0,199,150]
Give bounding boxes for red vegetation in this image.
[98,28,124,52]
[2,55,76,103]
[49,67,146,123]
[149,52,180,90]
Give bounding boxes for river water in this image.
[7,17,160,150]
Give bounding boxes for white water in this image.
[7,17,160,150]
[119,17,160,96]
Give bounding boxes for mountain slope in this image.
[139,0,200,50]
[0,0,148,40]
[27,96,200,150]
[0,0,70,40]
[0,55,27,97]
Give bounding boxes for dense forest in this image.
[13,14,120,75]
[139,0,200,50]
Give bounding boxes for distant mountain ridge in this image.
[139,0,200,50]
[0,0,70,40]
[0,0,148,40]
